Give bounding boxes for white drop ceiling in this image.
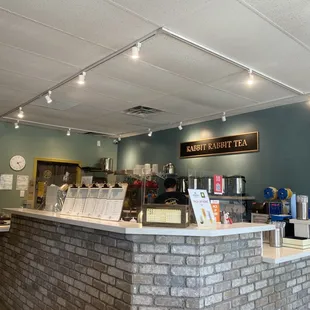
[0,0,309,137]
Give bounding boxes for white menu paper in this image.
[16,175,29,191]
[0,174,13,190]
[82,188,100,217]
[71,188,88,216]
[61,187,78,214]
[102,200,123,221]
[92,198,107,218]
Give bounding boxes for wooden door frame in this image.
[32,157,82,206]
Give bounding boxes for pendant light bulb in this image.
[77,72,86,85]
[148,128,152,137]
[222,112,226,122]
[45,91,52,104]
[247,69,254,86]
[131,42,141,60]
[14,121,19,129]
[67,128,71,136]
[17,107,24,119]
[178,122,183,130]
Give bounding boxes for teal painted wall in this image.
[118,102,309,201]
[0,122,117,210]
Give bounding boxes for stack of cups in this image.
[144,163,151,175]
[152,164,158,174]
[133,165,144,176]
[297,195,308,220]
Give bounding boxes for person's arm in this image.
[180,194,188,205]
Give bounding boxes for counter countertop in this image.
[262,244,310,264]
[4,208,274,237]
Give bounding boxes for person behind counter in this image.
[154,178,188,205]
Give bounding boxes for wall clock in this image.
[10,155,26,171]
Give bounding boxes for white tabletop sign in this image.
[188,189,216,227]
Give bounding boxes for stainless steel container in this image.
[200,176,213,194]
[163,163,175,174]
[280,222,286,238]
[297,195,308,220]
[100,158,113,172]
[227,175,246,195]
[269,228,283,248]
[222,176,226,195]
[177,177,188,194]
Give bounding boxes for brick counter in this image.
[0,215,310,310]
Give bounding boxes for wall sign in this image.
[180,131,259,158]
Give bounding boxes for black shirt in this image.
[154,192,188,205]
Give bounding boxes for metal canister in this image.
[297,195,308,220]
[100,158,113,172]
[269,228,283,248]
[163,163,175,174]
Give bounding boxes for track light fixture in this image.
[67,128,71,136]
[45,91,52,104]
[77,72,86,85]
[247,69,254,86]
[178,122,183,130]
[14,120,19,129]
[17,107,24,119]
[131,42,142,60]
[118,135,122,141]
[222,112,226,122]
[148,128,152,137]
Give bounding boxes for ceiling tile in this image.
[16,105,108,128]
[50,85,136,112]
[94,53,197,94]
[0,10,112,67]
[75,71,166,103]
[167,0,310,92]
[0,69,54,94]
[243,0,310,47]
[31,100,80,111]
[0,44,77,81]
[174,83,257,110]
[210,71,295,102]
[0,0,157,49]
[0,84,35,102]
[65,104,112,117]
[140,34,243,84]
[109,0,209,26]
[0,102,21,115]
[145,96,218,118]
[141,112,185,124]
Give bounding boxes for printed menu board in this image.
[71,188,88,216]
[188,189,216,227]
[61,187,78,215]
[61,185,127,222]
[82,188,100,217]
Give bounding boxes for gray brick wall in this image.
[1,215,310,309]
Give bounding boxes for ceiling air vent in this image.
[124,105,163,117]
